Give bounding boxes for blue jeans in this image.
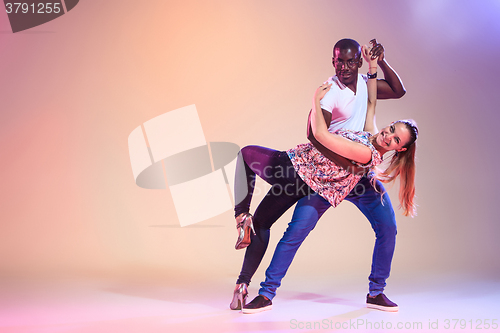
[259,175,397,300]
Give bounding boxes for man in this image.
[242,38,406,314]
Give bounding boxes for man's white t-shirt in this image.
[320,74,369,132]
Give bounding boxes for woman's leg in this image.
[235,148,312,285]
[234,145,301,216]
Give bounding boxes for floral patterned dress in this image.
[287,129,382,208]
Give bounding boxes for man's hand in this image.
[369,38,385,62]
[368,38,406,99]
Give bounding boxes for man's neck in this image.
[347,76,358,94]
[336,74,358,94]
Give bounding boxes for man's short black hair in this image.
[333,39,361,56]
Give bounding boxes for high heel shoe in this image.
[235,212,255,250]
[229,283,248,310]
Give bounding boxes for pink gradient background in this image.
[1,0,499,331]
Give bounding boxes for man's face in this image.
[332,47,362,86]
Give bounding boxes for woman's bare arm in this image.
[363,43,379,135]
[311,84,372,164]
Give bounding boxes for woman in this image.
[230,45,418,310]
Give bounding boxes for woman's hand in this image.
[315,82,332,101]
[311,82,332,141]
[362,42,378,68]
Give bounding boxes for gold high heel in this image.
[229,283,248,310]
[235,212,255,250]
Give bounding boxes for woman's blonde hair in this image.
[372,119,418,217]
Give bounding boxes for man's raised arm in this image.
[369,39,406,100]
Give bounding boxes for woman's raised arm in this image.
[363,42,379,135]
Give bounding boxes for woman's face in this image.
[375,122,412,152]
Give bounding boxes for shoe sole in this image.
[242,305,272,314]
[235,215,253,250]
[235,239,250,250]
[229,290,247,310]
[366,303,399,312]
[229,298,242,310]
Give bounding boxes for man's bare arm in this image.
[369,39,406,100]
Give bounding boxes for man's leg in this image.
[258,193,331,300]
[345,176,397,296]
